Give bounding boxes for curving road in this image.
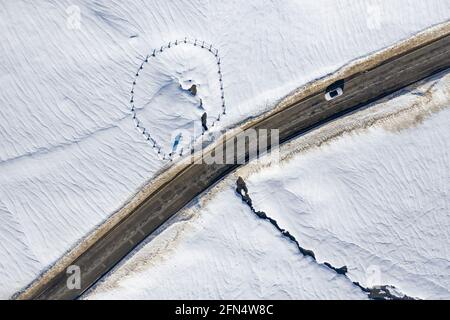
[24,32,450,300]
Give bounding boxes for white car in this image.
[325,86,344,101]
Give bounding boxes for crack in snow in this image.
[235,176,417,300]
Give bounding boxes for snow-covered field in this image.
[244,81,450,299]
[1,1,449,299]
[86,71,450,300]
[85,187,367,300]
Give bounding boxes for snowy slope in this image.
[1,0,449,298]
[85,186,367,300]
[242,72,450,299]
[85,71,450,300]
[245,78,450,299]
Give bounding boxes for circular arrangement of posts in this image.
[129,38,226,161]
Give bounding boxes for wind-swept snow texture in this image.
[130,39,225,160]
[0,0,449,298]
[85,186,367,300]
[241,73,450,300]
[86,72,450,300]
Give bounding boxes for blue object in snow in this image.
[172,133,183,153]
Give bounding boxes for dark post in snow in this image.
[201,112,208,133]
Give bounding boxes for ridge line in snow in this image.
[235,176,417,300]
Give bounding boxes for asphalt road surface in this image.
[27,33,450,300]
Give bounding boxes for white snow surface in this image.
[85,186,367,300]
[1,0,449,298]
[132,44,223,154]
[86,72,450,300]
[247,118,450,298]
[240,74,450,299]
